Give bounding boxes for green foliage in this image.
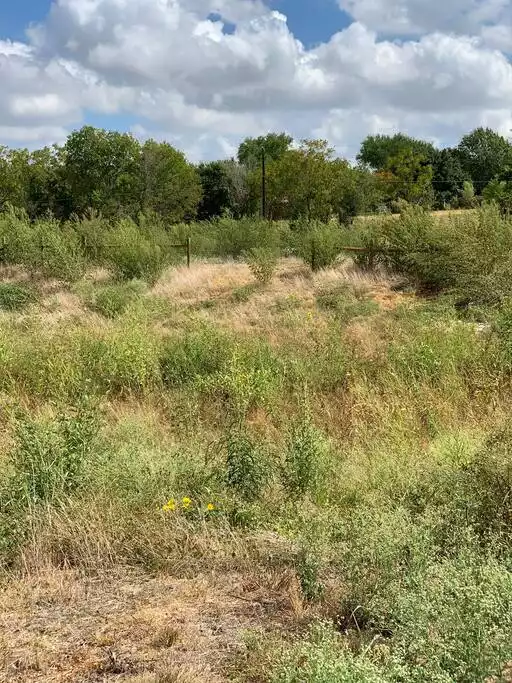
[63,126,142,217]
[85,280,146,318]
[283,414,329,500]
[357,204,512,304]
[358,133,437,171]
[238,132,293,170]
[0,283,35,311]
[383,149,434,207]
[432,148,467,208]
[225,430,268,502]
[246,246,278,285]
[8,400,99,508]
[103,218,168,283]
[294,220,343,271]
[160,327,233,387]
[197,161,234,220]
[458,127,512,190]
[141,139,201,221]
[316,283,378,321]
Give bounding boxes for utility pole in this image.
[261,147,267,220]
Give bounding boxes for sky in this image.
[0,0,511,161]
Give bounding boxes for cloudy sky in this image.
[0,0,511,160]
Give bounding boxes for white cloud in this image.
[338,0,512,39]
[0,0,510,157]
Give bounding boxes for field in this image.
[1,206,512,682]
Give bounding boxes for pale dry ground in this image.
[357,208,477,223]
[152,258,407,341]
[0,567,304,683]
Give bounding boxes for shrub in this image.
[294,220,344,271]
[80,321,161,395]
[201,344,283,420]
[246,246,278,285]
[8,400,99,508]
[0,207,38,267]
[103,218,168,283]
[160,327,233,387]
[0,283,35,311]
[357,204,512,305]
[316,283,378,322]
[225,429,268,502]
[283,414,329,500]
[32,218,85,281]
[87,280,146,319]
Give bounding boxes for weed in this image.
[0,283,35,311]
[283,414,329,500]
[246,247,278,285]
[225,429,268,502]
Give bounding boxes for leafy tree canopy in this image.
[238,133,293,170]
[358,133,437,171]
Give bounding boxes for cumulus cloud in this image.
[0,0,511,156]
[338,0,512,40]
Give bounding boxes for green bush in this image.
[0,207,38,267]
[357,205,512,305]
[103,218,169,283]
[246,246,278,285]
[32,218,85,281]
[225,429,268,502]
[316,283,378,322]
[294,220,344,271]
[80,320,161,395]
[8,401,99,508]
[0,283,35,311]
[201,343,283,420]
[160,326,234,387]
[283,415,329,500]
[86,280,146,318]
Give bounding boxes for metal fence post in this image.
[187,237,191,268]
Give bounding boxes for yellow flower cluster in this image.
[162,497,216,513]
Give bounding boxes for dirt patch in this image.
[0,568,303,682]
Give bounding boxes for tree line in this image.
[1,125,511,223]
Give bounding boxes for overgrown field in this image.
[1,206,512,682]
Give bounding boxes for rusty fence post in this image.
[187,237,191,269]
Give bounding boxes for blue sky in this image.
[1,0,351,47]
[0,0,51,41]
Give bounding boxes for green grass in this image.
[1,211,512,680]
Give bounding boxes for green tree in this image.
[457,128,512,191]
[331,162,385,221]
[140,140,202,222]
[383,149,434,207]
[238,132,293,170]
[358,133,437,171]
[432,148,467,208]
[266,139,337,221]
[62,126,142,217]
[197,161,233,220]
[221,160,251,218]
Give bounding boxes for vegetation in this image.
[2,126,512,228]
[2,128,512,680]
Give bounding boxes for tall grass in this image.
[1,209,512,680]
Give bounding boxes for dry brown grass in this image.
[0,566,304,683]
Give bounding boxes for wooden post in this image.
[261,148,266,220]
[187,237,191,269]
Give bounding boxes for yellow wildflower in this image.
[207,503,215,512]
[162,499,176,512]
[182,497,192,509]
